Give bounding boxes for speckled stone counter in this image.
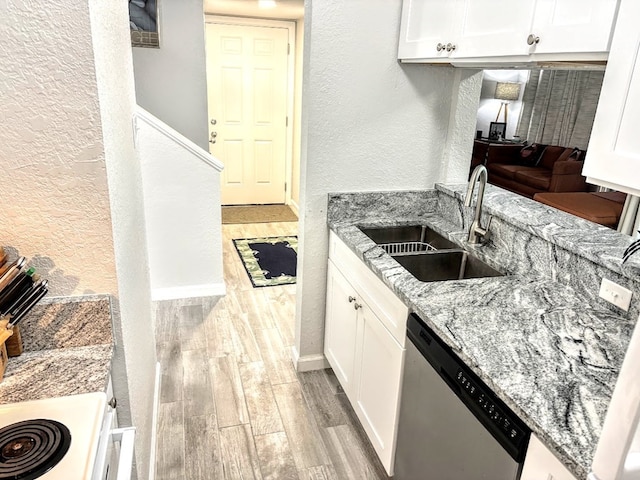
[327,186,637,479]
[0,295,113,404]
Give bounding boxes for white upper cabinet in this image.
[398,0,464,60]
[456,0,536,59]
[398,0,619,63]
[583,0,640,196]
[529,0,619,56]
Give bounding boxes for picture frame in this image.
[129,0,159,48]
[488,122,506,141]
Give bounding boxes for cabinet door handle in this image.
[527,34,540,46]
[446,42,456,52]
[353,303,362,310]
[348,296,356,303]
[436,42,446,52]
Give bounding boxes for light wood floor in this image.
[154,222,390,480]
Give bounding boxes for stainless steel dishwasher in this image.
[395,313,531,480]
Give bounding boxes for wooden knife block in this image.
[0,321,13,382]
[5,326,23,357]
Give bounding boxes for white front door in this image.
[206,21,289,205]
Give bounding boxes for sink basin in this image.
[394,250,503,282]
[360,225,458,251]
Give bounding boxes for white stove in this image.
[0,392,135,480]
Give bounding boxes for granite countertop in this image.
[0,295,113,404]
[327,188,633,479]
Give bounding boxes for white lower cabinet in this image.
[324,233,408,475]
[520,434,578,480]
[353,301,405,474]
[324,260,359,395]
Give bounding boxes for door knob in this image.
[527,34,540,46]
[436,42,446,52]
[348,296,356,303]
[209,131,217,144]
[446,43,456,52]
[210,119,217,125]
[353,303,362,310]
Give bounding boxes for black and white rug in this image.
[233,236,298,287]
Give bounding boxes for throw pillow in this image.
[518,144,546,167]
[569,148,584,161]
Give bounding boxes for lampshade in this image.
[494,82,521,101]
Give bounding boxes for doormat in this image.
[233,236,298,287]
[222,205,298,224]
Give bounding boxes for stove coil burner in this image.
[0,419,71,480]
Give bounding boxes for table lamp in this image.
[494,82,521,126]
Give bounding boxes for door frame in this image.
[204,15,296,207]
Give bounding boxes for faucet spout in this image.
[464,165,492,244]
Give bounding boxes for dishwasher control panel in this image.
[456,370,525,444]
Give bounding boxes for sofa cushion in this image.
[515,169,552,190]
[487,163,540,180]
[534,192,624,227]
[554,148,575,163]
[593,191,627,205]
[538,145,570,170]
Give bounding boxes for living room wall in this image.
[476,70,528,141]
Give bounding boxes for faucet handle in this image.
[485,215,493,232]
[479,215,493,244]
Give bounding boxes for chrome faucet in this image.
[464,165,492,244]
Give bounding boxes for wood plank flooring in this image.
[155,221,390,480]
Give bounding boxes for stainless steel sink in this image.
[359,225,458,251]
[394,250,503,282]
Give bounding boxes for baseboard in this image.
[291,347,330,372]
[151,282,226,301]
[288,199,299,217]
[148,362,161,480]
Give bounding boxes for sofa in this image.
[478,143,589,198]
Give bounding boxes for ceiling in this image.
[204,0,304,20]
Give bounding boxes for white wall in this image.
[443,69,483,181]
[476,69,529,140]
[294,0,464,368]
[89,2,157,479]
[0,0,117,296]
[1,2,157,478]
[136,108,225,300]
[132,0,209,150]
[291,18,304,210]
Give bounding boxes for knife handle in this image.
[7,279,46,318]
[5,279,41,317]
[0,257,26,291]
[8,287,48,328]
[0,271,34,314]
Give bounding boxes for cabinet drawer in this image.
[329,231,408,345]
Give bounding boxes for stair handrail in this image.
[133,106,224,172]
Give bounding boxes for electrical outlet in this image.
[599,278,632,311]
